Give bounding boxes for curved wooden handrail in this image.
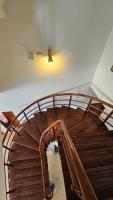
[39,120,97,200]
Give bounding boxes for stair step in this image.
[70,118,104,134]
[88,167,113,199]
[87,165,113,175]
[11,193,44,200]
[69,122,108,136]
[8,151,39,161]
[9,167,41,179]
[71,131,108,140]
[11,158,41,170]
[10,184,43,198]
[17,183,43,195]
[47,107,60,126]
[74,138,113,152]
[58,106,108,134]
[23,118,41,142]
[9,175,43,188]
[80,148,113,169]
[59,106,77,120]
[22,193,43,200]
[13,133,38,151]
[10,143,38,155]
[34,111,48,133]
[58,106,107,134]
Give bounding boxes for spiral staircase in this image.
[2,93,113,200]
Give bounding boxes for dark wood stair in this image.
[5,103,113,200]
[8,128,48,200]
[58,106,113,199]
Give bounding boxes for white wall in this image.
[0,0,113,92]
[0,0,113,112]
[0,82,93,114]
[0,0,6,18]
[92,27,113,104]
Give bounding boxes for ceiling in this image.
[0,0,113,92]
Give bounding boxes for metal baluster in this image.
[3,146,14,152]
[38,102,41,113]
[53,96,55,108]
[69,95,72,108]
[11,126,20,135]
[84,99,92,117]
[4,163,14,167]
[103,110,113,124]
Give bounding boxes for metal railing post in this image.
[38,102,41,113]
[69,95,72,108]
[84,99,92,117]
[53,96,55,108]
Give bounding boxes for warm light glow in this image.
[34,53,65,76]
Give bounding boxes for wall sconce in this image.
[48,47,53,63]
[111,65,113,72]
[26,47,53,63]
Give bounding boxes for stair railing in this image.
[39,120,97,200]
[2,93,113,199]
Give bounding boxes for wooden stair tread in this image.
[9,167,41,179]
[8,151,39,161]
[47,107,60,126]
[80,151,113,169]
[10,175,43,188]
[68,117,108,134]
[10,158,41,170]
[71,131,109,140]
[58,106,108,133]
[12,143,37,153]
[13,134,38,151]
[87,165,113,175]
[89,168,113,199]
[34,111,48,133]
[10,184,43,197]
[23,118,41,142]
[58,106,82,122]
[11,193,44,200]
[17,182,43,194]
[74,138,113,152]
[69,123,108,135]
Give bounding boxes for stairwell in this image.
[47,142,67,200]
[2,93,113,200]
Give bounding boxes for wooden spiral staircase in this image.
[2,93,113,200]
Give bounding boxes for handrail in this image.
[2,93,113,200]
[2,92,113,144]
[39,120,97,200]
